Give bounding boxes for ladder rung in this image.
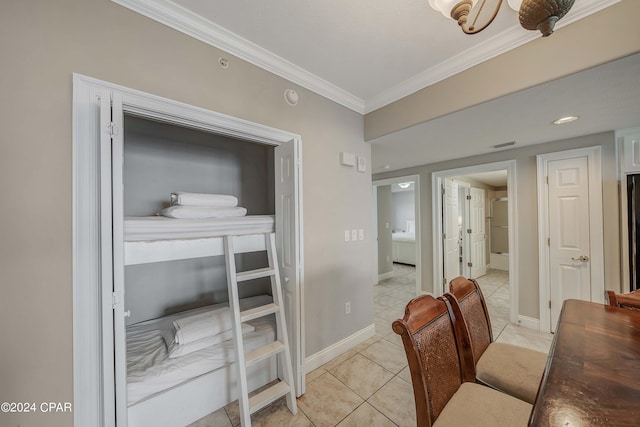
[240,303,279,322]
[236,267,276,282]
[245,341,285,366]
[249,381,291,414]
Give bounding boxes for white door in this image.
[102,92,127,427]
[274,139,304,395]
[547,157,592,329]
[443,179,460,290]
[469,187,487,278]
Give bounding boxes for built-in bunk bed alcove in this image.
[123,115,275,323]
[122,115,285,426]
[72,75,304,427]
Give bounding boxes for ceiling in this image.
[114,0,618,113]
[456,170,508,187]
[371,52,640,172]
[114,0,638,173]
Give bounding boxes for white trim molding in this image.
[110,0,364,113]
[304,324,375,373]
[364,0,621,113]
[73,73,305,426]
[111,0,620,114]
[616,126,640,293]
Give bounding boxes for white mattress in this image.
[392,231,416,242]
[124,215,275,242]
[126,295,275,406]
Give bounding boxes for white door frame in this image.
[432,160,518,325]
[72,74,305,426]
[536,146,604,333]
[372,175,422,295]
[616,126,640,293]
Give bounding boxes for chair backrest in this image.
[448,276,493,366]
[392,295,472,426]
[607,289,640,310]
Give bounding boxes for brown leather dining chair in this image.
[392,294,532,426]
[606,289,640,310]
[446,276,547,404]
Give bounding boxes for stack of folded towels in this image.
[159,192,247,219]
[162,306,255,359]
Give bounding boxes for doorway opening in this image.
[433,161,518,327]
[372,175,421,297]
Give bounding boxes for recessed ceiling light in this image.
[383,165,391,169]
[398,182,412,189]
[553,116,579,125]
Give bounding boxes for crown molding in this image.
[112,0,619,116]
[364,26,538,114]
[364,0,622,113]
[111,0,365,113]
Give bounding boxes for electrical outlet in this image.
[358,229,364,240]
[351,229,357,241]
[345,301,351,315]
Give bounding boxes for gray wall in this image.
[392,190,415,232]
[123,116,272,325]
[377,186,393,275]
[374,132,620,320]
[124,116,275,217]
[0,2,372,425]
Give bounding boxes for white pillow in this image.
[162,322,255,359]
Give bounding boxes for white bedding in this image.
[124,215,274,242]
[392,231,416,242]
[126,295,275,406]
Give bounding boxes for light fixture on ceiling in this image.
[427,0,575,37]
[398,182,413,189]
[553,115,579,125]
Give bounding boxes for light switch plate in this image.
[351,229,357,241]
[358,229,364,240]
[344,230,350,242]
[357,156,366,172]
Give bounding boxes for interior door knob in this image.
[571,255,590,262]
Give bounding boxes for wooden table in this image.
[529,299,640,426]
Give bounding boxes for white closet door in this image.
[548,156,591,330]
[469,187,487,279]
[274,139,303,396]
[106,92,128,427]
[443,179,460,290]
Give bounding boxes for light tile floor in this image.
[190,265,553,426]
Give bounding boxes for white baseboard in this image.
[304,323,376,373]
[377,271,395,282]
[517,315,540,331]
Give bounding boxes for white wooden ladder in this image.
[224,232,297,426]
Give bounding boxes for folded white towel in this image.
[159,206,247,219]
[171,192,238,207]
[164,323,255,359]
